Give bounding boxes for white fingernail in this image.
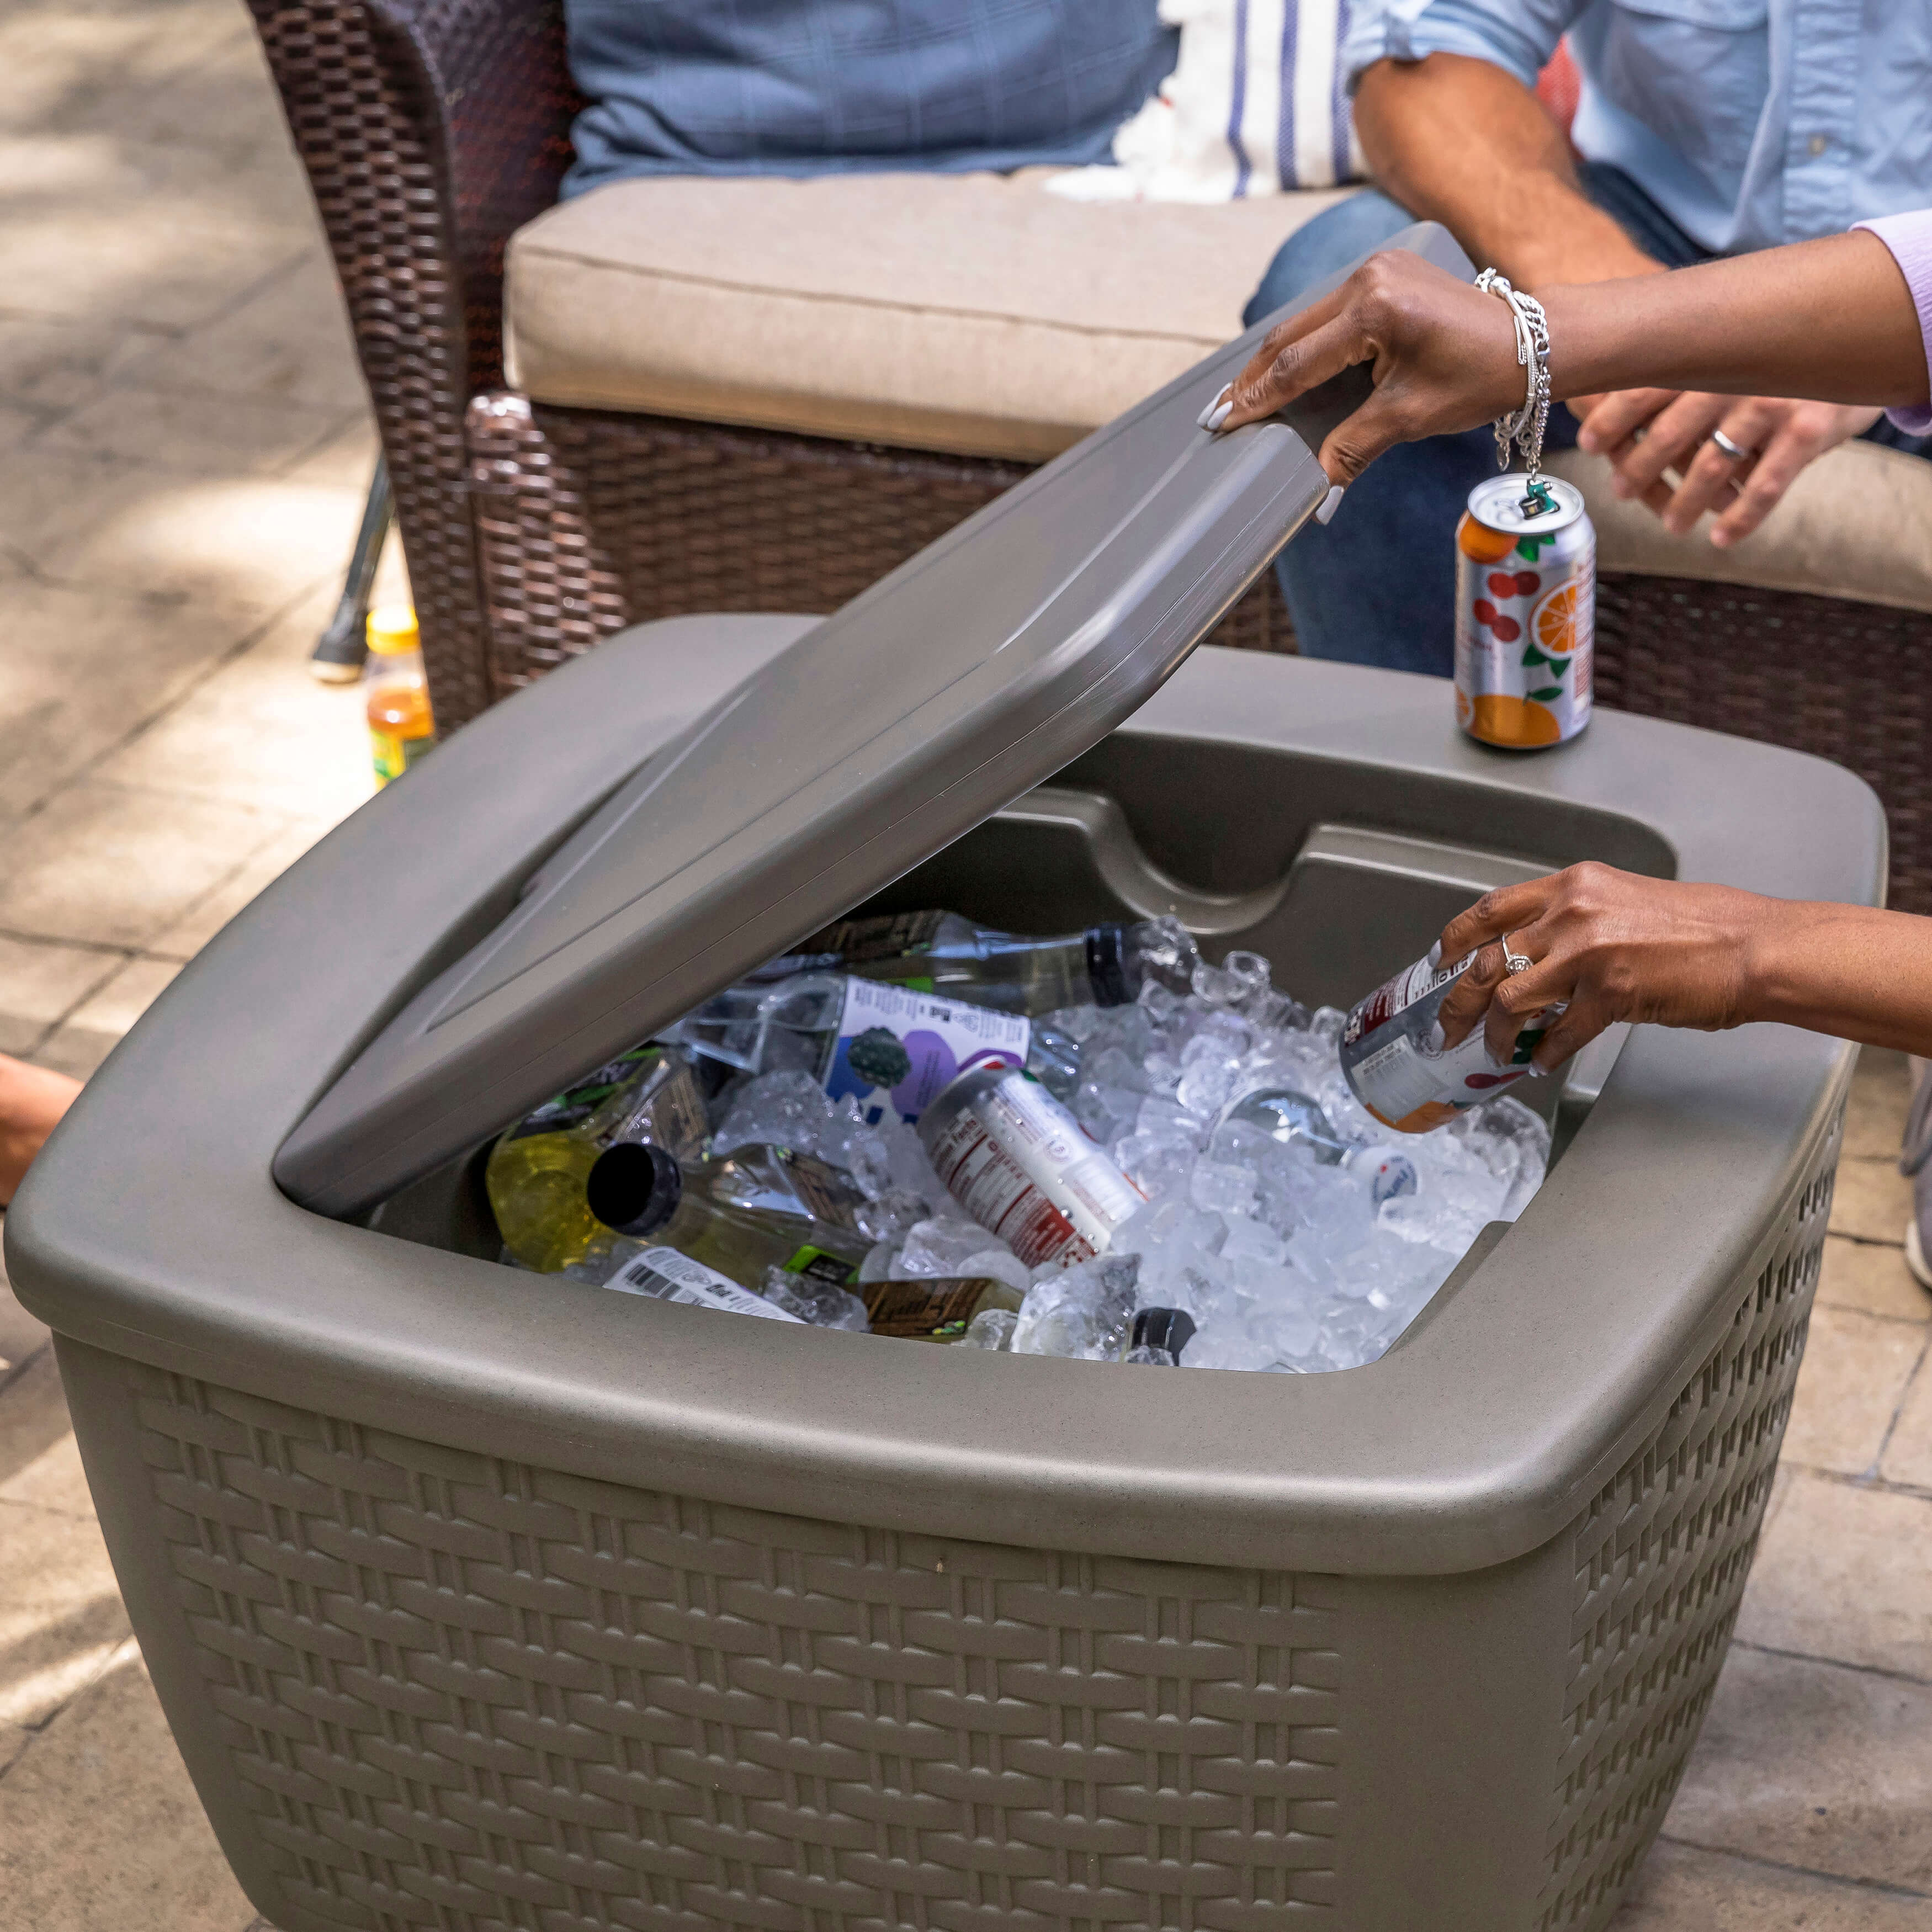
[1314,484,1345,525]
[1206,399,1234,432]
[1425,1020,1445,1054]
[1197,384,1232,428]
[1426,940,1441,969]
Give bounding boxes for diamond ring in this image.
[1502,935,1534,975]
[1710,427,1753,462]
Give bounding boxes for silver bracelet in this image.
[1474,268,1552,498]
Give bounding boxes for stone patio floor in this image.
[1,0,1930,1925]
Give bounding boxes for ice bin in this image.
[8,225,1882,1932]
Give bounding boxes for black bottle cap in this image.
[586,1142,683,1237]
[1085,925,1130,1006]
[1130,1306,1197,1360]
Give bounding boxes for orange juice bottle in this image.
[364,604,435,785]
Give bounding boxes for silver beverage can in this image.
[1455,473,1594,750]
[1339,951,1557,1134]
[917,1066,1145,1268]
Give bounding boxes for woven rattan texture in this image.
[1595,577,1932,915]
[468,400,1297,702]
[135,1378,1344,1931]
[246,0,577,730]
[1535,1111,1838,1931]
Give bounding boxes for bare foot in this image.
[0,1055,82,1207]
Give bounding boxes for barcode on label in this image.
[609,1248,803,1321]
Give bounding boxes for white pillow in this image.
[1046,0,1364,204]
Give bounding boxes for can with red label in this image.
[1455,473,1594,750]
[917,1066,1145,1269]
[1339,949,1558,1134]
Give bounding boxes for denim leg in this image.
[1242,189,1419,330]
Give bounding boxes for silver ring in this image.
[1502,935,1534,976]
[1710,427,1753,461]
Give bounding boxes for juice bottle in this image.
[364,603,435,785]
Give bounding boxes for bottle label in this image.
[862,1277,1018,1341]
[824,979,1031,1127]
[781,1154,870,1229]
[784,1244,861,1287]
[370,728,434,786]
[803,910,952,963]
[607,1247,804,1320]
[502,1046,665,1142]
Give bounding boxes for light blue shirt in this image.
[1344,0,1932,256]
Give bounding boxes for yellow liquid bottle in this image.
[363,603,436,785]
[487,1048,708,1272]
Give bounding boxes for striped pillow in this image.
[1057,0,1364,203]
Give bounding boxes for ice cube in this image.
[1110,1132,1197,1205]
[1219,1212,1287,1266]
[1075,1078,1145,1150]
[760,1267,871,1330]
[1310,1006,1347,1045]
[1190,1159,1258,1219]
[957,1307,1018,1351]
[712,1070,834,1156]
[1011,1253,1139,1360]
[854,1188,928,1243]
[897,1218,1032,1294]
[1176,1033,1243,1118]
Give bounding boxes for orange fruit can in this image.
[1453,474,1594,750]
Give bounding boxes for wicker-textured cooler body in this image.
[13,633,1871,1932]
[59,1110,1827,1932]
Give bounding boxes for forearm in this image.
[1355,54,1658,285]
[1741,901,1932,1056]
[1541,235,1930,410]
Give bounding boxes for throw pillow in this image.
[1049,0,1363,204]
[564,0,1180,199]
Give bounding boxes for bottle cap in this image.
[586,1142,683,1237]
[365,604,420,656]
[1129,1306,1197,1360]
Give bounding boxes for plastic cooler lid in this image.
[275,223,1473,1218]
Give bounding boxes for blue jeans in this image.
[1250,166,1932,675]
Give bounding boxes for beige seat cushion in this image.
[1548,441,1932,616]
[505,171,1350,463]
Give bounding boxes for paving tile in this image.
[1881,1351,1932,1492]
[0,1346,91,1520]
[144,816,344,962]
[1817,1235,1932,1325]
[29,957,182,1081]
[0,1272,51,1381]
[121,250,369,416]
[0,579,261,821]
[30,468,376,612]
[0,314,148,412]
[37,384,349,477]
[1830,1158,1912,1244]
[94,594,375,820]
[0,204,306,333]
[0,1497,129,1732]
[1611,1838,1932,1928]
[1782,1305,1929,1477]
[1666,1644,1932,1893]
[0,1649,258,1932]
[0,934,121,1059]
[1736,1468,1932,1680]
[1846,1049,1912,1162]
[0,781,293,951]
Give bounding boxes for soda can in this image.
[1339,949,1559,1134]
[918,1066,1145,1269]
[1455,473,1594,750]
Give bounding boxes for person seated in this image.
[1244,0,1932,675]
[0,1054,79,1209]
[1214,211,1932,1277]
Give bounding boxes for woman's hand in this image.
[1430,863,1776,1071]
[1216,250,1526,483]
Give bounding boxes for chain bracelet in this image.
[1475,269,1553,500]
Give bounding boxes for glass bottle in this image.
[753,910,1200,1016]
[570,1142,870,1288]
[363,603,436,785]
[487,1047,707,1273]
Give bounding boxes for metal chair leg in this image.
[310,455,394,682]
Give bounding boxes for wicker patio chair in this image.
[247,0,1932,910]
